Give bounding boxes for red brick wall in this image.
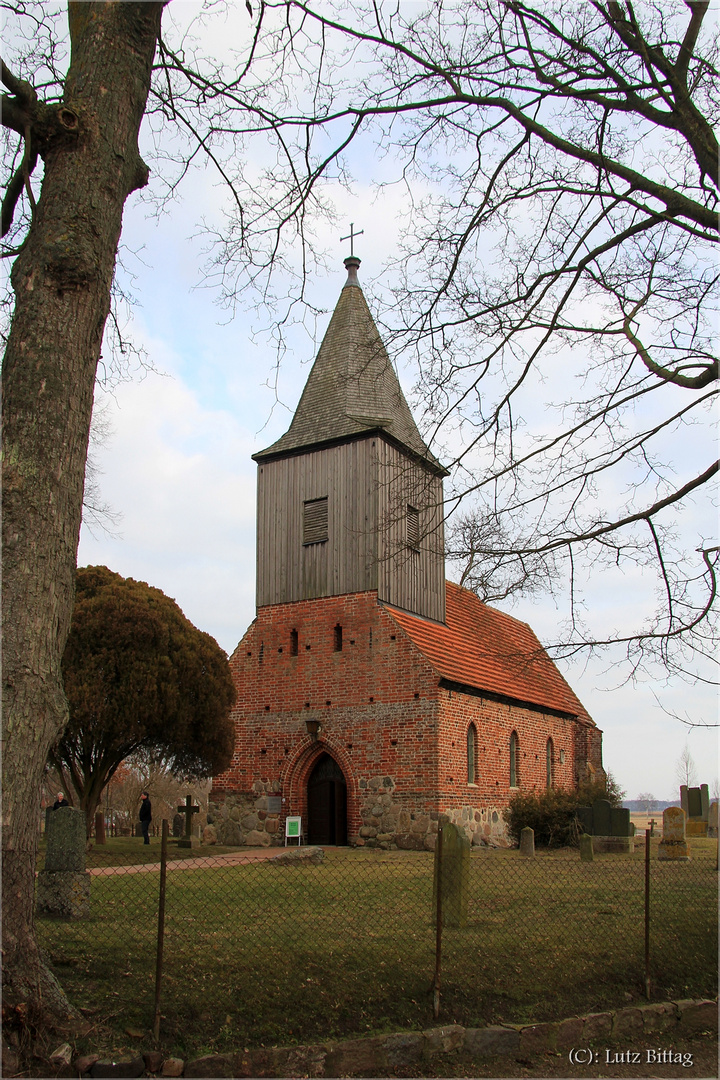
[212,590,602,846]
[432,690,585,841]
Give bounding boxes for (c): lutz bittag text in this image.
[568,1046,694,1067]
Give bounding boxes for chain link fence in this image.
[36,830,717,1058]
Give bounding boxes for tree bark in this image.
[2,1,163,1021]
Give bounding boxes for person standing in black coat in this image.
[52,791,70,810]
[139,791,152,844]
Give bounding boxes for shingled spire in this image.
[253,258,445,474]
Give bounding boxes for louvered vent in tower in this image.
[303,497,328,545]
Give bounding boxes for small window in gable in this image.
[407,504,420,549]
[333,624,343,652]
[303,497,328,545]
[290,629,299,656]
[467,723,477,784]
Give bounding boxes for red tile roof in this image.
[384,581,593,722]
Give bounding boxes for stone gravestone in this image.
[700,784,709,820]
[172,813,184,838]
[579,833,594,862]
[575,799,633,853]
[592,799,633,853]
[519,826,535,857]
[593,799,612,838]
[684,784,709,837]
[687,787,703,818]
[707,801,718,839]
[432,821,470,928]
[609,805,633,852]
[36,807,91,918]
[177,795,200,848]
[611,806,632,837]
[658,807,690,862]
[686,790,712,838]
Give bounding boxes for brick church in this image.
[210,257,604,848]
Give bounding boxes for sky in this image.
[64,2,719,805]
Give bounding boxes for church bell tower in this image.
[252,257,447,623]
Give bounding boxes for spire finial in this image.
[343,254,361,286]
[341,223,363,284]
[341,222,364,258]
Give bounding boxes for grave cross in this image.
[340,222,364,257]
[177,794,200,840]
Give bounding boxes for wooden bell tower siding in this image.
[210,259,603,849]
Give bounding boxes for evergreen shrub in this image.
[504,773,626,848]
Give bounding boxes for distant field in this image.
[630,812,665,832]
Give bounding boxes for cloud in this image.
[79,334,257,654]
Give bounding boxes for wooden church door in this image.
[307,753,347,845]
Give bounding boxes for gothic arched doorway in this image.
[307,753,347,845]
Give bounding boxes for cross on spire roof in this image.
[340,222,364,258]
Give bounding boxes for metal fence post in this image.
[433,825,443,1020]
[644,828,651,999]
[153,819,169,1041]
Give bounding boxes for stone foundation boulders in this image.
[69,998,717,1077]
[210,776,511,849]
[177,999,717,1078]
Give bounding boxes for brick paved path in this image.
[89,845,333,876]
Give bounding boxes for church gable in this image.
[224,591,443,720]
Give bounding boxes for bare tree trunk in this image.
[2,1,163,1021]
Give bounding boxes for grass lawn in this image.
[36,840,717,1062]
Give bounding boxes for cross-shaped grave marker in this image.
[177,794,200,848]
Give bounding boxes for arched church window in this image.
[510,731,519,788]
[467,723,477,784]
[546,737,554,788]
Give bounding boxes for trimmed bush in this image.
[505,773,626,848]
[576,772,625,809]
